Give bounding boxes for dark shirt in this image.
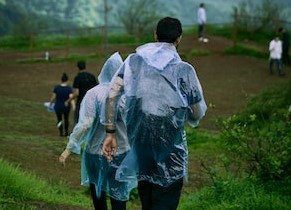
[73,71,97,105]
[53,85,73,112]
[282,31,289,51]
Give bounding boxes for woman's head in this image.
[98,52,123,84]
[61,73,68,82]
[155,17,182,43]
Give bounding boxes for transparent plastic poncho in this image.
[103,43,207,189]
[65,52,136,201]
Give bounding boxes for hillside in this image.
[0,32,290,177]
[1,0,290,35]
[0,32,291,209]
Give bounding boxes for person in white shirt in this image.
[197,3,208,43]
[269,36,284,76]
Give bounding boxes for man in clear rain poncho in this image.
[59,52,136,210]
[102,17,207,209]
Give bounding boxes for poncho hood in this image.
[98,52,123,84]
[136,42,181,70]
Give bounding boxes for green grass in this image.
[0,97,52,136]
[16,52,104,64]
[0,24,276,52]
[224,44,268,59]
[1,96,290,210]
[2,129,291,210]
[178,177,291,210]
[0,158,91,210]
[205,24,275,45]
[0,33,147,51]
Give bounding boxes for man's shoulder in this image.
[78,71,96,80]
[79,70,95,76]
[176,61,196,76]
[179,60,194,69]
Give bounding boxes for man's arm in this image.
[185,65,207,127]
[189,103,203,120]
[49,93,56,105]
[103,76,124,161]
[59,90,95,165]
[65,88,78,106]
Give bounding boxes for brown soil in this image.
[0,34,290,209]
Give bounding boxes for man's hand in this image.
[64,100,69,107]
[102,133,117,161]
[59,149,71,167]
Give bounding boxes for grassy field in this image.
[0,31,291,209]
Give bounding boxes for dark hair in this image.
[61,73,68,82]
[200,3,204,7]
[77,60,86,70]
[156,17,182,43]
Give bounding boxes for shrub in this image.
[219,80,291,181]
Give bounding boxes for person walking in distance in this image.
[102,17,207,210]
[49,73,73,137]
[197,3,208,43]
[59,52,136,210]
[67,60,97,124]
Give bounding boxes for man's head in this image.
[200,3,204,7]
[77,60,86,70]
[278,27,285,33]
[155,17,182,44]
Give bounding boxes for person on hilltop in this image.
[197,3,208,43]
[269,35,285,76]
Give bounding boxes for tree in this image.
[116,0,163,37]
[235,0,286,33]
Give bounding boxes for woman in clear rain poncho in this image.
[59,52,136,210]
[102,17,207,210]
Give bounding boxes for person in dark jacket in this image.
[66,60,97,124]
[279,27,290,66]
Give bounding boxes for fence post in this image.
[274,16,279,35]
[66,29,70,57]
[136,25,141,42]
[29,32,34,59]
[232,7,238,46]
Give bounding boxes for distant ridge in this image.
[0,0,290,35]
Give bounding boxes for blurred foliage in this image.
[223,44,268,59]
[117,0,163,36]
[234,0,289,34]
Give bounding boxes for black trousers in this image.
[90,183,126,210]
[137,179,183,210]
[269,58,283,75]
[55,110,70,136]
[198,24,205,38]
